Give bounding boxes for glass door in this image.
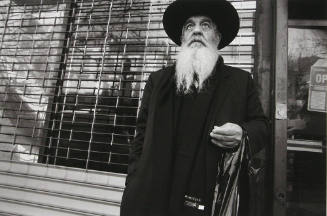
[287,21,326,216]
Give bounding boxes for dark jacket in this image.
[120,59,269,216]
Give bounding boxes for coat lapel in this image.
[203,60,234,140]
[203,61,236,213]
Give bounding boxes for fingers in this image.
[212,125,234,135]
[210,131,237,141]
[211,123,242,139]
[210,123,243,149]
[211,139,238,149]
[212,123,242,136]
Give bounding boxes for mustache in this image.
[187,36,207,47]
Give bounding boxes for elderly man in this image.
[120,0,268,215]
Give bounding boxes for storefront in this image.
[272,0,326,215]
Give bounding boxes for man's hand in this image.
[209,123,243,149]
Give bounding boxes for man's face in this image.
[181,15,221,49]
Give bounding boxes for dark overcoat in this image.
[120,59,269,216]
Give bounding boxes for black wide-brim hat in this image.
[163,0,240,49]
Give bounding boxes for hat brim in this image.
[163,0,240,49]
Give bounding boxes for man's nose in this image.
[191,25,204,37]
[192,31,203,37]
[192,24,202,33]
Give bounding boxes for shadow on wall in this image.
[0,1,66,162]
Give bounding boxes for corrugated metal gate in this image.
[0,0,258,215]
[0,0,257,174]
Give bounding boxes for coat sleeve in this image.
[241,73,269,157]
[125,74,154,185]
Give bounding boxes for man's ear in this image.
[216,31,222,49]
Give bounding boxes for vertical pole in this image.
[254,0,273,116]
[254,0,273,215]
[272,0,288,215]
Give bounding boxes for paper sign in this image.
[308,65,327,112]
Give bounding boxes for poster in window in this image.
[287,27,327,140]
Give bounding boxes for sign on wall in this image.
[308,59,327,112]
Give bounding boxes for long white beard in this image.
[175,45,219,94]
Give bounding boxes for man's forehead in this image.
[184,15,214,24]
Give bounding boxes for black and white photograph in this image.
[0,0,325,215]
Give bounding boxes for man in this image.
[120,0,268,215]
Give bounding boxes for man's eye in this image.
[184,24,194,31]
[201,22,211,29]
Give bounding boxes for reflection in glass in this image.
[287,27,326,141]
[287,27,326,216]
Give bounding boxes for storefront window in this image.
[288,27,326,141]
[287,24,326,216]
